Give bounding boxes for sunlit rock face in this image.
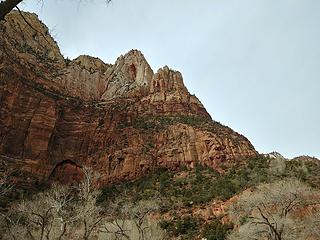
[0,11,257,186]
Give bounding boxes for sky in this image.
[20,0,320,159]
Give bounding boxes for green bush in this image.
[202,219,233,240]
[160,216,200,238]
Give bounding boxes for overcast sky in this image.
[20,0,320,159]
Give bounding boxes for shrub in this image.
[202,219,233,240]
[160,216,200,238]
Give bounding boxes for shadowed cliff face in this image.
[0,11,257,186]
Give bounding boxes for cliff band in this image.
[0,11,257,185]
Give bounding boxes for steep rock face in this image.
[59,55,112,100]
[135,66,207,116]
[0,11,257,186]
[0,11,64,92]
[100,50,154,101]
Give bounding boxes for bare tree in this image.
[2,183,72,240]
[0,158,14,238]
[129,200,159,240]
[1,167,104,240]
[0,0,23,20]
[3,184,66,240]
[0,0,113,21]
[228,179,320,240]
[102,219,131,240]
[74,167,104,240]
[0,158,13,199]
[101,198,164,240]
[102,197,132,240]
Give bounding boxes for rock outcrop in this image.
[0,11,257,186]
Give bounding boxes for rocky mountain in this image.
[1,10,320,240]
[0,11,257,186]
[263,151,287,160]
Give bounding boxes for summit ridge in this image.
[0,11,257,185]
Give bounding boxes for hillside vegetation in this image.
[1,155,320,239]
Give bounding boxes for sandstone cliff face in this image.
[0,11,257,185]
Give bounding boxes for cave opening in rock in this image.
[49,159,84,184]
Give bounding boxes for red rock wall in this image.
[0,11,257,186]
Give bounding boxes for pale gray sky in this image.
[20,0,320,158]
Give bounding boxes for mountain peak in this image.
[123,49,145,58]
[1,10,64,63]
[264,152,286,160]
[150,66,187,93]
[71,55,111,72]
[0,11,257,186]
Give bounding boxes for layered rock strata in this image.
[0,11,257,185]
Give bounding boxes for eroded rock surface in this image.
[0,11,257,186]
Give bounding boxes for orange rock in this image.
[0,11,257,186]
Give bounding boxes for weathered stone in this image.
[0,11,257,186]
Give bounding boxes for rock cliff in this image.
[0,11,257,186]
